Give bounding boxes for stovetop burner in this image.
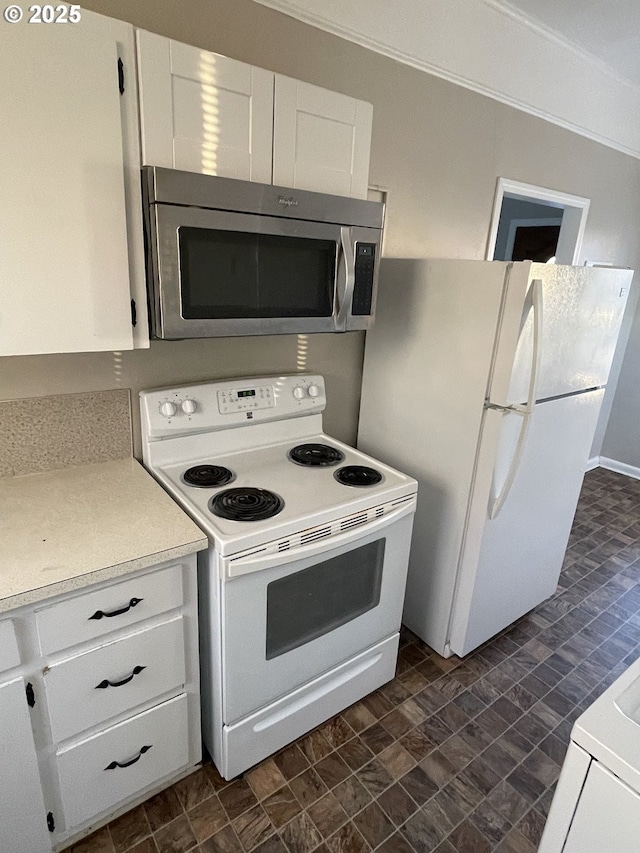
[335,465,383,487]
[209,487,285,521]
[288,443,345,467]
[183,465,236,488]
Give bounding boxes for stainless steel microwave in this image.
[142,167,385,340]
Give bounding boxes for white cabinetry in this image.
[136,32,372,199]
[0,10,148,356]
[1,556,200,853]
[137,30,273,182]
[273,76,372,199]
[0,677,50,853]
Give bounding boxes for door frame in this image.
[486,178,590,264]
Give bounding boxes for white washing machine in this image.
[539,655,640,852]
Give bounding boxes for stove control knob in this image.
[307,384,320,398]
[181,399,197,415]
[293,386,305,400]
[159,401,178,418]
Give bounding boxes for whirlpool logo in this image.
[278,195,298,207]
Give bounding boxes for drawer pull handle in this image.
[89,598,143,621]
[95,665,146,690]
[104,744,152,771]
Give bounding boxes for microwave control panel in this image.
[353,243,377,316]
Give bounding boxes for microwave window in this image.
[179,228,336,319]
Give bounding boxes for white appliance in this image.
[140,375,417,778]
[358,259,632,658]
[539,656,640,852]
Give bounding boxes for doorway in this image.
[487,178,590,264]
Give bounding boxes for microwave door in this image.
[150,204,343,339]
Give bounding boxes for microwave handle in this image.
[335,227,355,332]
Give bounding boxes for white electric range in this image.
[140,374,417,778]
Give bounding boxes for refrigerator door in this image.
[358,259,510,655]
[448,388,605,657]
[502,265,632,404]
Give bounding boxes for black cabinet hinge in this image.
[131,298,137,327]
[26,682,35,707]
[117,57,125,94]
[47,812,55,833]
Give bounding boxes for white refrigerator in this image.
[358,259,633,658]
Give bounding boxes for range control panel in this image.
[141,374,327,439]
[217,385,274,414]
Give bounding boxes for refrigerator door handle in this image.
[488,278,543,519]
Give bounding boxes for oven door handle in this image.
[224,498,416,579]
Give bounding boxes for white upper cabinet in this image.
[273,76,373,200]
[0,11,148,356]
[136,33,373,199]
[137,30,273,182]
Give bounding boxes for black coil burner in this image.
[209,487,285,521]
[288,443,345,467]
[183,465,235,488]
[334,465,383,487]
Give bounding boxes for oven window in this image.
[179,227,336,319]
[265,539,385,660]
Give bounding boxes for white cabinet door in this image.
[0,678,50,853]
[0,11,144,355]
[273,77,373,199]
[137,31,273,181]
[563,761,640,852]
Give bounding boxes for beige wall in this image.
[2,0,639,462]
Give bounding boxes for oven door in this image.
[148,202,362,339]
[220,501,415,724]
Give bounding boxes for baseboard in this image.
[585,456,600,472]
[598,456,640,481]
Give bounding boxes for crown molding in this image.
[254,0,640,160]
[481,0,640,91]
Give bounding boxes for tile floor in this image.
[70,468,640,853]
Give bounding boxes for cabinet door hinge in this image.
[117,57,125,95]
[25,681,35,707]
[47,812,55,833]
[131,298,137,327]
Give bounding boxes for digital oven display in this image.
[237,390,256,398]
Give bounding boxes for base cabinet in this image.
[0,678,50,853]
[0,555,200,853]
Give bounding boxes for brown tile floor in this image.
[70,468,640,853]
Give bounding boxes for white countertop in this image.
[0,457,208,612]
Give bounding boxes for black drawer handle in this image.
[89,597,143,621]
[104,744,152,771]
[95,665,146,690]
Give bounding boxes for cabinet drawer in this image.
[57,693,189,828]
[0,620,20,673]
[36,564,183,653]
[45,617,186,742]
